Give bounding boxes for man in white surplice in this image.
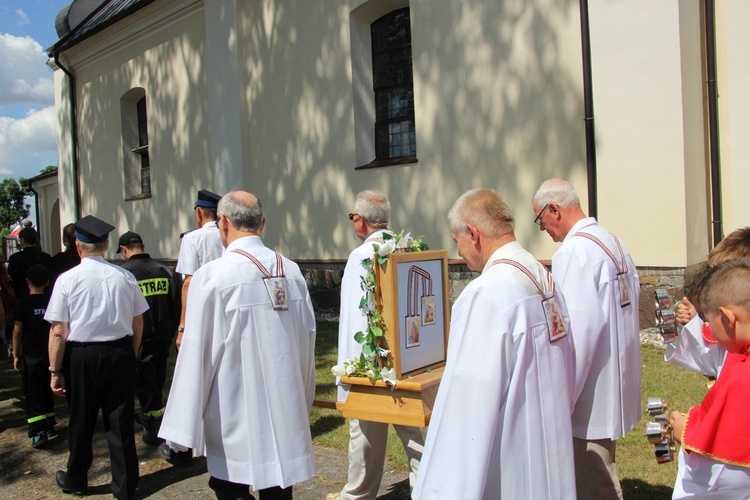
[533,179,641,500]
[327,190,426,500]
[413,188,577,499]
[159,191,316,499]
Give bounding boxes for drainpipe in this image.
[704,0,722,247]
[53,52,81,220]
[579,0,597,219]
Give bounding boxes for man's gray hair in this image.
[218,192,264,232]
[448,188,515,237]
[354,190,389,228]
[77,240,108,254]
[532,179,581,209]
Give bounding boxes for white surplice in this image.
[158,236,317,489]
[673,448,750,498]
[665,315,727,378]
[413,242,577,499]
[552,218,641,440]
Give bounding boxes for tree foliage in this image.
[0,178,30,230]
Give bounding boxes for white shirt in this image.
[552,217,641,440]
[413,244,577,499]
[159,236,317,489]
[335,229,390,402]
[45,256,149,342]
[175,221,224,276]
[665,315,727,378]
[673,448,750,499]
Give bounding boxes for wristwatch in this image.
[177,326,185,333]
[49,367,63,375]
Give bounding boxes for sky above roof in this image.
[0,0,70,182]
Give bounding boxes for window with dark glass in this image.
[133,96,151,194]
[371,8,416,161]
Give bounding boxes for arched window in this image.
[350,2,418,168]
[371,8,416,161]
[121,88,151,200]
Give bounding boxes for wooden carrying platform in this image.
[340,367,443,428]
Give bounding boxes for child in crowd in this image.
[12,264,55,448]
[665,227,750,377]
[668,258,750,497]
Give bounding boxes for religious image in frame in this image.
[405,316,421,348]
[421,295,436,326]
[376,250,449,377]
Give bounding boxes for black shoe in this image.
[55,470,88,496]
[158,442,193,466]
[142,430,164,447]
[137,413,164,446]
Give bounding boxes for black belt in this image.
[67,336,131,348]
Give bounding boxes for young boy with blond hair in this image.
[668,258,750,497]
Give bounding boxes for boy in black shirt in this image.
[12,264,55,448]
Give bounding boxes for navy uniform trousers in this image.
[20,352,55,436]
[64,336,138,500]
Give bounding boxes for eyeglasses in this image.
[348,213,361,222]
[534,204,549,226]
[215,216,223,229]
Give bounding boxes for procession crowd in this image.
[1,180,749,499]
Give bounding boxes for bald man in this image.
[414,188,576,499]
[159,191,317,499]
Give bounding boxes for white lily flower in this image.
[377,347,391,358]
[331,364,347,377]
[346,363,356,375]
[378,239,396,256]
[366,369,376,379]
[380,367,398,386]
[396,232,412,249]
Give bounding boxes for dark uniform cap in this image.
[116,231,144,253]
[195,189,221,209]
[74,215,115,243]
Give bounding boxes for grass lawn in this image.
[311,321,710,498]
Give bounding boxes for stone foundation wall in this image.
[299,261,346,320]
[299,261,478,320]
[300,261,692,331]
[637,267,685,330]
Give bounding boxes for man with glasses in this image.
[532,178,641,500]
[327,190,426,500]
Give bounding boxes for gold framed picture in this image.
[375,250,450,378]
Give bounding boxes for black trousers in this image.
[64,337,138,500]
[20,352,55,436]
[208,476,293,500]
[134,338,171,414]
